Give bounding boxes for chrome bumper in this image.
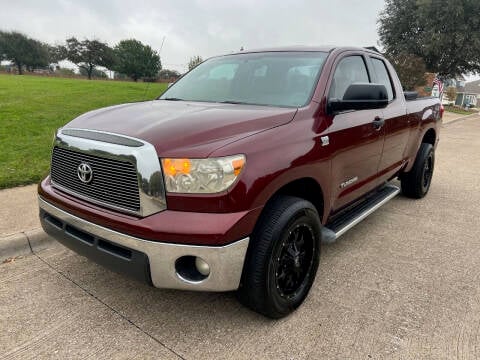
[39,197,249,291]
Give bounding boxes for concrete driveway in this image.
[1,116,480,359]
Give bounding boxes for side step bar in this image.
[321,184,400,243]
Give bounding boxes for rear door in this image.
[368,56,411,180]
[328,53,386,211]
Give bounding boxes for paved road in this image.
[1,116,480,359]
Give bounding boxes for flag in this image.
[433,78,443,94]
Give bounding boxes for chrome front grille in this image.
[51,147,141,212]
[50,128,167,217]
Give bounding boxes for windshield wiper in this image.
[219,100,251,105]
[163,97,184,101]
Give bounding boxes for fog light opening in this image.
[175,256,210,283]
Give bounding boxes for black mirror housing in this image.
[404,91,418,101]
[328,83,389,112]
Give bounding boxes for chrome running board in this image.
[322,184,400,243]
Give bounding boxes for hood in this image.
[65,100,297,157]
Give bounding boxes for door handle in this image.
[372,116,385,130]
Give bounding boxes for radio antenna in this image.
[159,36,166,54]
[143,36,166,101]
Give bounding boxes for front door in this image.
[327,54,386,211]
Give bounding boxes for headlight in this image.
[161,155,245,193]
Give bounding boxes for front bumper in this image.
[39,196,249,291]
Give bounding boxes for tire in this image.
[237,195,321,318]
[401,143,435,199]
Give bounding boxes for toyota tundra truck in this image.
[38,47,441,318]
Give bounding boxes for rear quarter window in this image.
[371,58,394,101]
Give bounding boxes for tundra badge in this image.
[340,176,358,189]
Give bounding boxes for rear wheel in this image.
[237,196,321,318]
[401,143,435,199]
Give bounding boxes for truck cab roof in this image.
[225,46,381,56]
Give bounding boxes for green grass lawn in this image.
[0,74,167,189]
[444,105,479,115]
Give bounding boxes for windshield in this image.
[159,51,328,108]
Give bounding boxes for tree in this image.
[24,41,50,72]
[0,31,50,74]
[62,37,115,80]
[445,86,458,104]
[386,52,427,90]
[188,55,203,71]
[47,45,65,65]
[113,39,161,82]
[378,0,480,78]
[158,69,181,80]
[79,67,107,78]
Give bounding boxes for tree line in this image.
[378,0,480,90]
[0,31,204,81]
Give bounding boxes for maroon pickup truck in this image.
[39,47,441,318]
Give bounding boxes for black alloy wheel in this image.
[237,195,321,318]
[422,152,434,191]
[273,223,316,299]
[401,142,435,199]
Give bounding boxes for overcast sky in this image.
[1,0,387,73]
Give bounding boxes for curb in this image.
[443,112,479,126]
[0,228,54,261]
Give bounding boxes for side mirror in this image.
[404,91,418,100]
[167,82,173,88]
[328,83,389,113]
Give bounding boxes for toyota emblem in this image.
[77,162,93,184]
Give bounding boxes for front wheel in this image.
[237,196,321,318]
[401,143,435,199]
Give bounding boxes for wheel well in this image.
[274,178,324,221]
[422,129,436,146]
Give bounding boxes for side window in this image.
[330,56,369,100]
[371,58,394,101]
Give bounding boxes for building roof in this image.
[464,79,480,95]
